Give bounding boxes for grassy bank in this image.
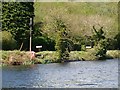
[36,50,120,64]
[1,50,35,66]
[1,50,120,66]
[35,50,98,64]
[106,50,120,59]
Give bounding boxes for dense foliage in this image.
[91,26,108,58]
[34,2,118,50]
[94,39,108,58]
[2,2,34,50]
[1,2,120,65]
[2,2,119,54]
[54,18,73,62]
[32,36,55,51]
[32,20,55,51]
[92,26,105,45]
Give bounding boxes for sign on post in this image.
[36,46,42,48]
[36,46,42,52]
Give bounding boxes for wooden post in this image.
[30,18,32,52]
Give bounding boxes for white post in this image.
[30,18,32,52]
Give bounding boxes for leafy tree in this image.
[95,39,108,58]
[54,18,73,62]
[92,26,108,58]
[33,21,43,37]
[32,20,56,51]
[2,2,34,50]
[92,26,105,45]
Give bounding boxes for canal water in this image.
[2,59,119,88]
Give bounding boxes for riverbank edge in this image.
[0,50,120,66]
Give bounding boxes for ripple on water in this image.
[2,59,118,88]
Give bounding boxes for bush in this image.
[73,43,81,51]
[94,39,108,58]
[107,38,118,50]
[56,38,73,61]
[54,18,71,62]
[32,36,55,51]
[1,31,17,50]
[81,45,86,51]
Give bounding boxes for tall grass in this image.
[35,51,59,64]
[106,50,120,59]
[1,50,34,66]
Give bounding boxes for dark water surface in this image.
[2,59,118,88]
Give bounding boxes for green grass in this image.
[106,50,120,59]
[34,2,117,20]
[1,50,34,66]
[35,51,97,64]
[1,50,119,66]
[69,51,98,61]
[35,51,59,64]
[35,50,120,64]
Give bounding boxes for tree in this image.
[54,18,73,62]
[92,26,108,58]
[95,39,108,58]
[92,26,105,45]
[93,26,105,43]
[2,2,34,50]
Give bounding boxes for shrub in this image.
[73,43,81,51]
[1,31,17,50]
[94,39,108,58]
[92,26,105,46]
[56,38,73,60]
[32,36,55,51]
[54,18,73,62]
[81,45,86,51]
[107,38,118,50]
